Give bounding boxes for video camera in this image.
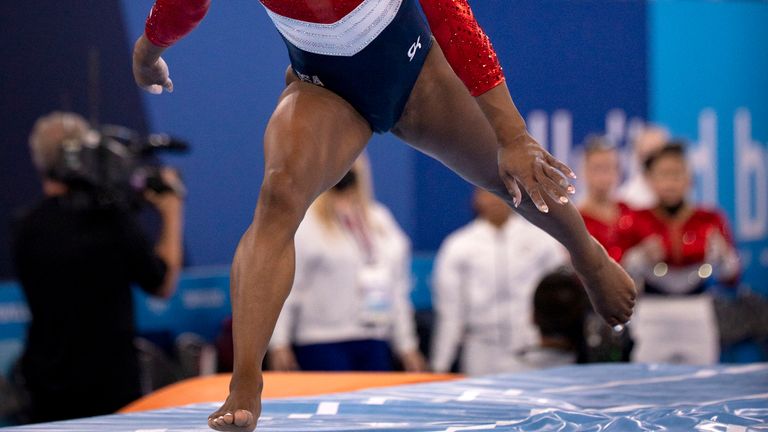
[49,125,189,209]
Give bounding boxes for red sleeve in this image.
[145,0,211,48]
[418,0,505,96]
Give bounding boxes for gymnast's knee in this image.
[255,167,311,228]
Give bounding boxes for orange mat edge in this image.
[120,372,462,413]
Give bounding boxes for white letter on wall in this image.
[688,109,718,206]
[735,108,767,241]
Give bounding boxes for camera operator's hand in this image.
[144,168,185,213]
[144,168,184,299]
[133,35,173,95]
[145,190,183,215]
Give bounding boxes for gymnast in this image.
[132,0,637,430]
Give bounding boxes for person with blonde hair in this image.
[268,156,426,372]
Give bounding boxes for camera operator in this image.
[11,112,184,422]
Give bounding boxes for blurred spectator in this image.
[577,136,636,361]
[617,125,668,209]
[11,112,184,422]
[505,270,590,372]
[268,156,425,372]
[579,135,636,262]
[430,189,567,375]
[622,141,740,364]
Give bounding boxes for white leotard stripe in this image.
[263,0,403,57]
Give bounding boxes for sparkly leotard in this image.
[145,0,505,132]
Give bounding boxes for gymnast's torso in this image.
[266,0,433,132]
[145,0,504,131]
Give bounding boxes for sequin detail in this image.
[419,0,504,96]
[145,0,210,47]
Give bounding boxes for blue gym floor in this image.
[4,363,767,431]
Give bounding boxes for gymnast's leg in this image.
[393,42,636,326]
[207,80,371,431]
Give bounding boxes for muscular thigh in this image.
[263,80,372,201]
[392,42,506,195]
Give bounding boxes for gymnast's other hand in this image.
[497,133,576,213]
[133,34,174,94]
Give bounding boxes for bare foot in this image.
[575,240,637,327]
[208,380,262,432]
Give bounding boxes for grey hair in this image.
[28,112,91,175]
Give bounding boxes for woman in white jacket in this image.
[268,157,426,372]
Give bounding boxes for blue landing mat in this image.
[4,364,767,431]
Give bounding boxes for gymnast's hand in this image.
[475,82,575,212]
[133,34,174,94]
[497,134,576,213]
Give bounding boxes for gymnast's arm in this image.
[133,0,211,93]
[419,0,575,211]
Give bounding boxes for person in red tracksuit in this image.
[621,141,739,364]
[132,1,637,429]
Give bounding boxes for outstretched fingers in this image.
[503,152,577,214]
[533,159,571,205]
[501,174,523,207]
[546,153,577,181]
[543,160,576,196]
[506,171,548,212]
